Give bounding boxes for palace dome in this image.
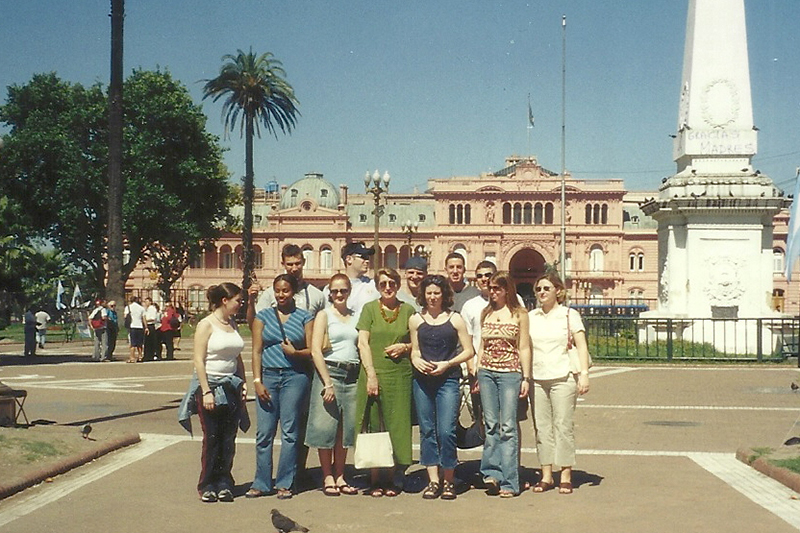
[280,173,340,210]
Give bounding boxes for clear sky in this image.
[1,0,798,194]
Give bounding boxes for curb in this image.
[0,433,141,500]
[736,447,800,494]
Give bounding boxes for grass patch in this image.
[769,456,800,475]
[0,434,69,465]
[748,446,774,464]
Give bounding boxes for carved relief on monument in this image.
[658,256,669,305]
[485,201,495,224]
[701,79,740,129]
[678,82,690,129]
[704,254,745,305]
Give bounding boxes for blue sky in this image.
[1,0,798,193]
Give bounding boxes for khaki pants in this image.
[532,374,577,468]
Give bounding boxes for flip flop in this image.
[337,483,358,495]
[369,486,384,498]
[323,485,340,497]
[532,481,555,493]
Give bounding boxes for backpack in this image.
[90,309,105,330]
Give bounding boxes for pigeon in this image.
[81,424,92,439]
[271,509,309,533]
[791,382,799,391]
[785,436,800,446]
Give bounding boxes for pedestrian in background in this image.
[89,299,108,362]
[105,300,119,361]
[23,308,37,357]
[35,308,51,349]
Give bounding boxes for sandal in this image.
[383,485,401,497]
[499,490,516,498]
[244,488,269,499]
[337,483,358,495]
[276,488,293,500]
[441,481,456,500]
[532,480,555,493]
[559,481,573,494]
[369,486,384,498]
[484,478,500,496]
[422,481,441,500]
[323,485,340,496]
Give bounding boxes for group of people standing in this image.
[181,243,591,503]
[123,296,184,362]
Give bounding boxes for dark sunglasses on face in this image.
[488,286,504,292]
[475,272,493,279]
[379,280,397,289]
[535,286,553,292]
[330,288,350,295]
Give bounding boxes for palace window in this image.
[449,204,472,225]
[629,251,645,272]
[253,245,263,269]
[513,203,522,224]
[545,202,554,224]
[585,203,609,225]
[219,245,233,269]
[523,203,532,225]
[628,288,645,305]
[302,246,314,269]
[774,248,785,274]
[503,203,512,224]
[320,247,333,273]
[534,202,544,225]
[359,214,367,222]
[589,245,604,272]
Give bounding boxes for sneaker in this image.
[217,489,234,502]
[200,490,217,503]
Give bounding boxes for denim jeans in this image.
[413,375,460,470]
[251,368,310,493]
[196,390,238,493]
[478,369,521,494]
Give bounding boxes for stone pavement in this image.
[1,341,800,532]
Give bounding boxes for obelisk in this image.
[641,0,789,352]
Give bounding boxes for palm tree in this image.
[202,48,299,298]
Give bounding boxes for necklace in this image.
[213,312,230,326]
[379,302,401,324]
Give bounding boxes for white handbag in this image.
[567,308,593,374]
[353,397,394,469]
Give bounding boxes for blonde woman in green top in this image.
[355,267,416,497]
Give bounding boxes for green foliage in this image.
[769,456,800,475]
[0,70,232,296]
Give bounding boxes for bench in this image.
[0,384,28,426]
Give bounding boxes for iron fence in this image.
[583,316,800,363]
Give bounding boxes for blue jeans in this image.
[478,369,521,494]
[251,368,310,492]
[412,375,460,470]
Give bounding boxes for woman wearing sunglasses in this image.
[528,273,590,495]
[477,271,531,498]
[306,273,361,496]
[355,267,416,497]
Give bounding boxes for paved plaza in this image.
[1,341,800,532]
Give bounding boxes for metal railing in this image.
[583,316,800,363]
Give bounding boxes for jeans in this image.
[196,390,238,493]
[36,330,46,347]
[478,369,521,494]
[251,368,310,492]
[412,375,460,470]
[92,329,107,361]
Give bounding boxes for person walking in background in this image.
[529,273,590,495]
[409,275,473,500]
[247,274,314,500]
[143,298,160,361]
[178,283,248,503]
[159,301,178,360]
[105,300,119,361]
[355,267,415,497]
[174,301,186,351]
[125,295,145,363]
[306,273,361,496]
[476,271,531,498]
[89,299,108,362]
[35,308,51,349]
[23,308,37,357]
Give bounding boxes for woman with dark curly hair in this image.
[409,275,473,500]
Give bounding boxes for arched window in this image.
[302,246,314,270]
[385,245,398,269]
[593,204,601,225]
[464,204,471,224]
[589,245,604,272]
[601,204,609,225]
[359,214,367,222]
[253,245,263,269]
[523,203,532,225]
[774,248,785,274]
[545,202,554,224]
[638,253,644,271]
[503,203,512,224]
[219,245,233,269]
[320,247,333,273]
[189,253,201,269]
[449,204,456,224]
[457,204,463,225]
[513,203,522,224]
[204,245,217,269]
[534,202,544,225]
[585,204,593,224]
[629,253,636,271]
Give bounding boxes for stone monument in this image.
[640,0,790,354]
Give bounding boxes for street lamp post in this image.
[365,169,390,269]
[401,219,419,250]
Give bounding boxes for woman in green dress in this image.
[356,266,416,497]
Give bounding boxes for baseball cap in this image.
[403,256,428,272]
[341,242,375,259]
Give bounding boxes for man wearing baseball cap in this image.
[323,242,378,314]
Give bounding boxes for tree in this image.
[107,0,126,309]
[0,70,232,296]
[202,48,299,299]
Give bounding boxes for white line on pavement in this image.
[580,404,800,411]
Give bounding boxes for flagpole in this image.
[559,14,567,282]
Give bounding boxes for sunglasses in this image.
[488,286,504,292]
[379,280,397,289]
[535,286,554,292]
[330,288,350,295]
[475,272,493,279]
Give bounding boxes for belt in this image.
[325,360,360,371]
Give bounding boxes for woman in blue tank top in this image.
[409,275,474,500]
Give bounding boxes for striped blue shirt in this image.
[257,307,312,370]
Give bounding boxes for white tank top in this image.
[205,321,245,377]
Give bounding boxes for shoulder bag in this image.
[567,308,593,374]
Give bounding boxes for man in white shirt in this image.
[397,256,427,312]
[34,309,51,348]
[246,244,325,328]
[323,242,379,314]
[125,295,146,363]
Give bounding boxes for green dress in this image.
[355,299,416,466]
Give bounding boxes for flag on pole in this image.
[70,283,83,309]
[784,167,800,280]
[527,94,535,128]
[56,280,67,310]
